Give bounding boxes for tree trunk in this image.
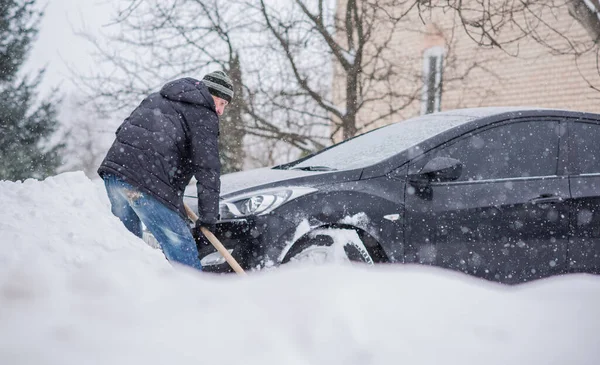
[568,0,600,43]
[219,53,247,173]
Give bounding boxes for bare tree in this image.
[255,0,420,140]
[254,0,506,141]
[569,0,600,42]
[74,0,498,170]
[73,0,251,171]
[421,0,600,91]
[59,93,111,178]
[74,0,331,169]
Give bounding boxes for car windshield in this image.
[287,113,476,171]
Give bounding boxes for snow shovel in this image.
[184,203,247,276]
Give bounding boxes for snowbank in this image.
[1,172,599,365]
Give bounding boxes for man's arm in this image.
[189,110,221,225]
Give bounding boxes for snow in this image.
[339,212,370,227]
[2,171,600,364]
[583,0,600,22]
[278,218,312,262]
[290,228,374,265]
[340,48,356,65]
[197,167,322,196]
[293,112,478,171]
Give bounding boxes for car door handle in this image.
[529,194,563,205]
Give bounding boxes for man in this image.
[98,71,233,271]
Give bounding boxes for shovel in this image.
[184,203,247,276]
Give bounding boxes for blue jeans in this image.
[102,174,202,271]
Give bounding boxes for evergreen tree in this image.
[0,0,63,181]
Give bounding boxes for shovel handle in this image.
[184,203,247,276]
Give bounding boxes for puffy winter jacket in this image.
[98,77,221,224]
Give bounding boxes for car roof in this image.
[285,106,600,178]
[426,106,600,120]
[359,106,600,179]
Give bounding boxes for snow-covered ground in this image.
[1,171,599,364]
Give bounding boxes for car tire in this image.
[284,228,375,265]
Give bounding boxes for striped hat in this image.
[202,70,234,103]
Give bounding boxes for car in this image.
[183,107,600,284]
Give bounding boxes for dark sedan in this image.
[184,107,600,284]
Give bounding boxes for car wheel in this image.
[285,228,375,265]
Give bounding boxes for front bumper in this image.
[196,214,298,273]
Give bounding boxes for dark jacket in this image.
[98,77,221,223]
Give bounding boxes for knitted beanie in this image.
[202,70,234,103]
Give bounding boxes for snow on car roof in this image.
[292,106,580,172]
[293,112,477,171]
[425,106,553,118]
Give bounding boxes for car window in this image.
[420,121,560,181]
[570,122,600,174]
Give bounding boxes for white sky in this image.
[24,0,114,95]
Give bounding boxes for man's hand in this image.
[191,222,217,247]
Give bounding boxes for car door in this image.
[566,119,600,274]
[404,118,569,284]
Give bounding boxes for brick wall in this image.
[332,2,600,139]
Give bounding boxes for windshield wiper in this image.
[290,165,337,171]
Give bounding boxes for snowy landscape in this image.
[1,171,599,364]
[3,0,600,364]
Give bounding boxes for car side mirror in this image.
[410,156,463,184]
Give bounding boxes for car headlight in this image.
[219,187,317,219]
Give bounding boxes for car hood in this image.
[184,167,362,199]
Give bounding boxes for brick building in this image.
[332,2,600,136]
